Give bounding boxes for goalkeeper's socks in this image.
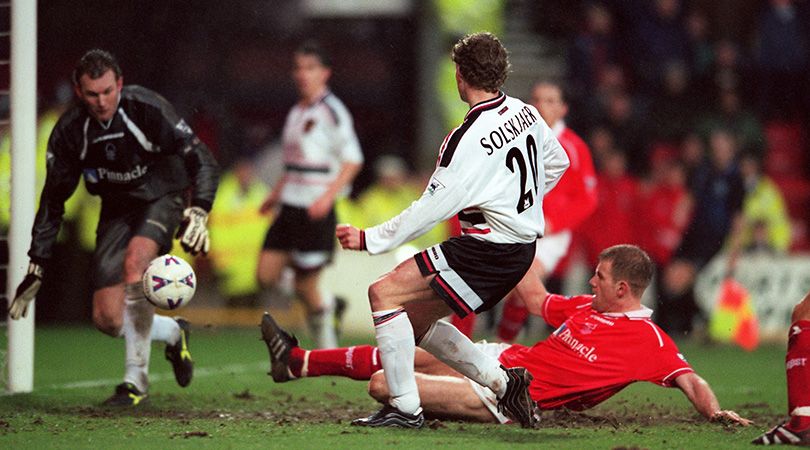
[419,319,509,398]
[290,345,380,380]
[150,314,181,344]
[497,294,529,342]
[787,320,810,431]
[122,283,155,393]
[373,308,421,415]
[450,313,476,339]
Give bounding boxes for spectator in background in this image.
[645,61,700,145]
[696,39,752,100]
[600,91,647,176]
[684,8,714,82]
[207,156,269,307]
[587,124,617,168]
[754,0,810,121]
[728,152,791,255]
[697,88,765,159]
[579,149,638,267]
[632,0,688,93]
[574,63,628,132]
[567,2,622,104]
[658,128,745,335]
[679,132,707,190]
[636,155,692,269]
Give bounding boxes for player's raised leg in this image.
[753,291,810,445]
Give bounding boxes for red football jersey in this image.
[498,294,693,411]
[542,125,598,232]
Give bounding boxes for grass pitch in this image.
[0,324,788,449]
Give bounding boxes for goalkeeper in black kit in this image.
[7,49,219,406]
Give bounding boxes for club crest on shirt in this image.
[427,177,445,195]
[105,143,116,161]
[579,322,598,334]
[303,119,316,133]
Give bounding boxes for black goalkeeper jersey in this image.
[28,85,219,263]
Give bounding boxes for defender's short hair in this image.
[295,40,331,68]
[72,49,122,85]
[598,244,654,297]
[451,32,509,93]
[533,79,570,103]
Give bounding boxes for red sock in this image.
[450,314,476,339]
[786,320,810,431]
[289,345,381,380]
[497,294,529,342]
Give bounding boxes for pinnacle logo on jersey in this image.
[553,325,599,362]
[83,165,149,184]
[787,357,807,370]
[427,177,445,195]
[175,119,193,135]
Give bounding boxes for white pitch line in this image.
[2,361,269,394]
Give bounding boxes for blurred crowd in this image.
[535,0,810,335]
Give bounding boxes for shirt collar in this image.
[603,305,653,319]
[551,119,566,137]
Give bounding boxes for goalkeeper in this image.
[7,49,219,406]
[262,245,751,426]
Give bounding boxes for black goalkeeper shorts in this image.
[91,194,184,289]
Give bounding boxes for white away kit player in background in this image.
[336,32,569,428]
[258,41,363,349]
[7,49,219,405]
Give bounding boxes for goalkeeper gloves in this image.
[176,206,210,255]
[9,262,44,320]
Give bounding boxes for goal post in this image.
[6,0,37,394]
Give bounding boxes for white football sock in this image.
[419,319,509,397]
[150,314,180,345]
[373,308,421,414]
[308,290,337,349]
[122,283,155,393]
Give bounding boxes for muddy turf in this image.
[0,325,788,449]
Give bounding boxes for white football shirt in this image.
[364,92,569,254]
[279,90,363,207]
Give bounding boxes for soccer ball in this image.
[142,254,196,310]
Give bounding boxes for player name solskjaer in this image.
[84,165,148,184]
[479,105,538,154]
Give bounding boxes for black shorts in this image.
[262,205,336,269]
[92,194,184,289]
[415,236,536,318]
